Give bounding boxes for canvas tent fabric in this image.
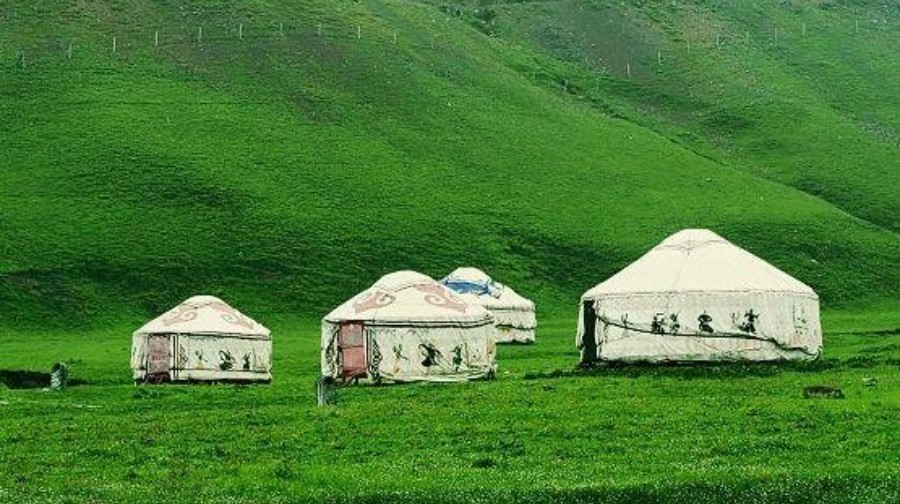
[441,267,537,343]
[576,229,822,363]
[131,295,272,382]
[321,270,497,383]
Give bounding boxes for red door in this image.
[147,335,171,380]
[339,323,366,380]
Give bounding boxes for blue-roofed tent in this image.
[441,267,536,344]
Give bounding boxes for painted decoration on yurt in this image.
[441,267,537,344]
[577,229,822,363]
[321,271,496,384]
[132,295,272,383]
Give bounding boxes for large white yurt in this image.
[131,295,272,383]
[321,271,496,384]
[441,267,537,344]
[577,229,822,363]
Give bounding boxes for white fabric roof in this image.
[134,295,271,338]
[323,270,493,325]
[583,229,817,299]
[442,267,535,311]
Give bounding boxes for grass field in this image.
[0,0,898,502]
[1,314,899,503]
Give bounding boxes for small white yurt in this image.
[577,229,822,363]
[321,271,496,384]
[131,295,272,383]
[441,267,537,343]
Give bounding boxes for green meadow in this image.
[1,0,898,502]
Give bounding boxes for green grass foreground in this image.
[1,314,898,503]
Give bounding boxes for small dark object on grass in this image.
[803,385,844,399]
[863,377,878,387]
[50,362,68,390]
[472,457,496,469]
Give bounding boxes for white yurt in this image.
[131,295,272,383]
[577,229,822,363]
[441,267,537,343]
[321,271,496,384]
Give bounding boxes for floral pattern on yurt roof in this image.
[135,295,270,338]
[324,271,493,326]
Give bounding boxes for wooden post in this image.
[66,43,72,59]
[239,23,243,40]
[154,30,159,47]
[626,62,631,79]
[393,30,397,44]
[279,22,284,37]
[316,377,337,406]
[774,27,778,41]
[657,50,661,66]
[198,26,202,43]
[112,36,117,53]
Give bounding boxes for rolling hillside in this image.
[0,0,897,329]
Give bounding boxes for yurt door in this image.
[581,301,598,364]
[339,322,367,379]
[147,335,171,378]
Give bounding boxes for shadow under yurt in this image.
[441,267,537,344]
[131,295,272,383]
[577,229,822,364]
[321,270,496,384]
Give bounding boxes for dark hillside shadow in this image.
[0,370,87,389]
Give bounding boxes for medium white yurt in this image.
[321,271,496,384]
[577,229,822,363]
[131,295,272,383]
[441,267,537,343]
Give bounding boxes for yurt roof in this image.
[134,295,271,338]
[442,267,535,311]
[583,229,817,299]
[323,270,493,326]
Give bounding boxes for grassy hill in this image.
[0,0,897,329]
